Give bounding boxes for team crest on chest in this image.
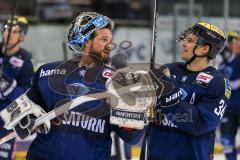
[79,69,86,77]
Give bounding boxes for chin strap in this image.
[2,39,21,54]
[186,46,198,65]
[186,45,209,65]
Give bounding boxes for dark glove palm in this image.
[13,114,50,139]
[150,66,181,109]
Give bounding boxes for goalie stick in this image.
[0,82,143,145]
[145,0,160,159]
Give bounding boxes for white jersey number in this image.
[214,99,227,120]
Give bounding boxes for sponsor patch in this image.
[39,68,66,77]
[102,69,112,78]
[224,78,231,99]
[193,72,213,88]
[196,72,213,83]
[9,56,24,68]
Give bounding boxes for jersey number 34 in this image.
[214,99,227,120]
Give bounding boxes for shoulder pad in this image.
[208,72,231,99]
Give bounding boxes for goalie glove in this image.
[0,94,51,139]
[108,67,157,129]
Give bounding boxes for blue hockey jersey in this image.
[219,53,240,108]
[0,44,34,110]
[141,62,231,160]
[25,58,143,160]
[0,43,34,159]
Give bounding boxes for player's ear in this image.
[84,40,91,48]
[19,32,25,42]
[201,44,210,55]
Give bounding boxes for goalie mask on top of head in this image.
[176,22,226,59]
[67,12,114,53]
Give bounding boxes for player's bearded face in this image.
[181,34,198,62]
[89,28,113,63]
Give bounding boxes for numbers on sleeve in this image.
[214,99,227,120]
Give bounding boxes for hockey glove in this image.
[0,94,51,139]
[156,75,182,110]
[0,72,17,99]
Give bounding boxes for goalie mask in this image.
[177,22,226,63]
[67,12,114,53]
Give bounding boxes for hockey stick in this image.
[150,0,159,69]
[0,0,19,76]
[0,82,143,145]
[146,0,159,159]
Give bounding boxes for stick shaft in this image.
[0,83,142,144]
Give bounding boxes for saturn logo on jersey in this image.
[62,111,106,134]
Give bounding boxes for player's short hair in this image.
[177,22,226,59]
[67,12,114,53]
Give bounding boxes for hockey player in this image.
[0,16,34,160]
[140,22,231,160]
[0,12,143,160]
[219,31,240,160]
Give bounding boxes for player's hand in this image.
[13,113,50,139]
[0,94,51,139]
[0,72,17,99]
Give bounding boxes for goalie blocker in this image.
[0,94,50,139]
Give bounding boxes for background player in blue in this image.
[0,16,34,160]
[140,22,231,160]
[219,31,240,160]
[0,12,143,160]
